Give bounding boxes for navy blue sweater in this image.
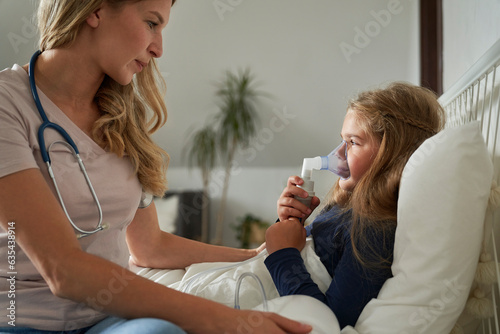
[264,206,395,328]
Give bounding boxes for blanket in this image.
[132,238,332,310]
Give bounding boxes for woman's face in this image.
[338,110,380,192]
[89,0,172,85]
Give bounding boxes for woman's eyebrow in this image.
[150,11,165,24]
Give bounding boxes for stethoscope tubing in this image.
[29,50,104,238]
[29,50,80,163]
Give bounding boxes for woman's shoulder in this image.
[0,64,27,80]
[0,64,30,99]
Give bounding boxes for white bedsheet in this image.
[132,238,332,310]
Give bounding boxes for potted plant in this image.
[232,214,270,249]
[184,125,217,243]
[212,68,263,245]
[185,68,265,245]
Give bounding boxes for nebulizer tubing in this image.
[180,250,268,295]
[178,250,271,310]
[234,272,269,311]
[295,140,350,208]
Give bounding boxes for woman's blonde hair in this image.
[37,0,175,196]
[328,82,445,268]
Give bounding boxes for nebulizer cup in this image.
[294,140,350,208]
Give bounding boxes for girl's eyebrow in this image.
[340,133,363,140]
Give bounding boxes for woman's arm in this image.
[126,203,259,269]
[0,169,312,334]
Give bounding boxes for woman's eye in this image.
[147,21,158,29]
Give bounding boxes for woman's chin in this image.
[107,71,135,86]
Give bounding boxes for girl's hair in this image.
[327,82,445,269]
[37,0,176,196]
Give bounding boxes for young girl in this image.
[0,1,312,333]
[264,82,446,329]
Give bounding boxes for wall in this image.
[159,0,419,168]
[0,0,39,66]
[0,0,419,246]
[442,0,500,91]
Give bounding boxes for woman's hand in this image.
[254,241,267,255]
[225,310,312,334]
[205,310,312,334]
[277,175,320,222]
[265,218,307,255]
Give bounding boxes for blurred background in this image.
[1,0,499,246]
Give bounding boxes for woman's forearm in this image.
[135,231,258,269]
[126,204,259,269]
[56,250,233,333]
[57,250,313,334]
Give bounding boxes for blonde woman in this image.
[266,82,446,329]
[0,0,313,333]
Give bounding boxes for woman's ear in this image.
[86,8,102,28]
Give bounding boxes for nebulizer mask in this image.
[295,140,350,208]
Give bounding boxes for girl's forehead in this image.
[341,110,382,143]
[342,111,368,135]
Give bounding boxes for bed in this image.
[436,38,500,334]
[137,39,500,334]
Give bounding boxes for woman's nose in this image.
[149,34,163,58]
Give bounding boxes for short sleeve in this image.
[0,83,39,178]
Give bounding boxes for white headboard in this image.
[439,39,500,178]
[439,38,500,333]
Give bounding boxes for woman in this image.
[0,0,312,333]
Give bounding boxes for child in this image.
[264,82,446,329]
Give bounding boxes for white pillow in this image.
[254,295,341,334]
[342,122,493,334]
[154,195,179,233]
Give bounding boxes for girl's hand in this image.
[277,175,320,222]
[265,218,307,255]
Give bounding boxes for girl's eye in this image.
[350,140,357,146]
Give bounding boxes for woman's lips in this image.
[136,60,147,72]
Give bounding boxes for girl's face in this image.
[339,110,380,192]
[89,0,172,85]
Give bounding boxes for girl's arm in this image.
[0,169,311,334]
[264,221,393,329]
[126,202,258,270]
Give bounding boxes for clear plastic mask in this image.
[321,140,350,180]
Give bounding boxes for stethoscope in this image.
[29,50,105,238]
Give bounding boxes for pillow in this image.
[154,195,179,233]
[254,295,341,334]
[341,122,493,334]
